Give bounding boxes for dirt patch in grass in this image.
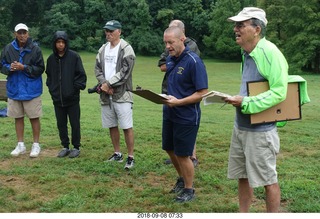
[0,148,60,212]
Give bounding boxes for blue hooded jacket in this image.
[0,38,45,100]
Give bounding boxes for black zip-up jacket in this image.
[45,31,87,107]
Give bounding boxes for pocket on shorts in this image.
[265,129,280,154]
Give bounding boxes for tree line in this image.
[0,0,319,74]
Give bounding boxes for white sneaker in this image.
[10,143,26,156]
[30,143,41,158]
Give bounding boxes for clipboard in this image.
[202,90,231,105]
[131,89,169,104]
[247,80,301,124]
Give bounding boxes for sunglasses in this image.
[234,22,256,29]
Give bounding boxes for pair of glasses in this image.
[234,22,255,29]
[16,30,28,35]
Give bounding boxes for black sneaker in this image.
[107,153,123,162]
[57,148,70,158]
[175,188,195,203]
[124,156,134,169]
[169,177,184,194]
[164,158,172,165]
[69,148,80,158]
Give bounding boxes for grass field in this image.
[0,50,319,213]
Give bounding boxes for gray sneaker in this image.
[69,148,80,158]
[57,148,70,158]
[175,188,195,203]
[107,153,123,162]
[169,177,184,194]
[124,156,134,169]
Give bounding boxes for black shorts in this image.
[162,119,198,156]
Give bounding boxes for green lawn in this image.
[0,51,319,213]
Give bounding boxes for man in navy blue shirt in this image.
[158,19,200,167]
[162,26,208,203]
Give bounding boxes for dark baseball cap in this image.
[103,20,122,30]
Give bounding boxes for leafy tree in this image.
[258,0,287,47]
[203,0,244,59]
[0,0,15,47]
[83,0,110,37]
[0,0,318,73]
[260,0,320,73]
[112,0,163,55]
[156,8,175,30]
[146,0,175,46]
[202,0,218,9]
[82,0,111,52]
[40,1,83,50]
[172,0,207,49]
[282,0,320,73]
[0,0,53,45]
[10,0,50,27]
[147,0,175,15]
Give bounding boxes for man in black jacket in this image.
[45,31,87,158]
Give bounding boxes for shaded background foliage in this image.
[0,0,319,74]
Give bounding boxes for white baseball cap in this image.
[227,7,268,26]
[14,23,29,32]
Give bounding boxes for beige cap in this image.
[227,7,268,26]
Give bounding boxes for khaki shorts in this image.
[227,126,280,188]
[7,96,43,119]
[101,102,133,129]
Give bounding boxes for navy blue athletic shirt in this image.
[163,47,208,125]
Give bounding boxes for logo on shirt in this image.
[177,67,184,75]
[105,55,115,63]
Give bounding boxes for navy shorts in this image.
[162,119,198,156]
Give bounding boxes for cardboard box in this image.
[247,81,301,124]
